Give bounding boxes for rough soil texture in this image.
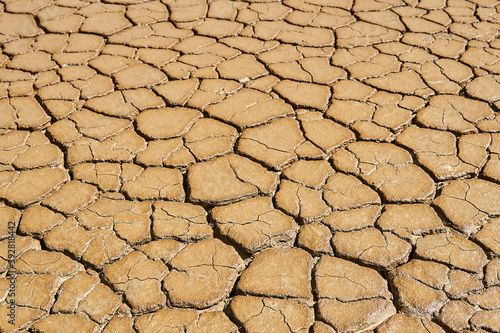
[0,0,500,332]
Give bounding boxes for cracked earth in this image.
[0,0,500,332]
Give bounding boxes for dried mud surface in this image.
[1,0,500,332]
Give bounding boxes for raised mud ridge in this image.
[1,0,500,332]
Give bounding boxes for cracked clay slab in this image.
[2,1,500,332]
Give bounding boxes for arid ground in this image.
[1,0,500,332]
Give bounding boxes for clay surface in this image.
[1,0,500,332]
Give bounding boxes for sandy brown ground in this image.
[0,0,500,332]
